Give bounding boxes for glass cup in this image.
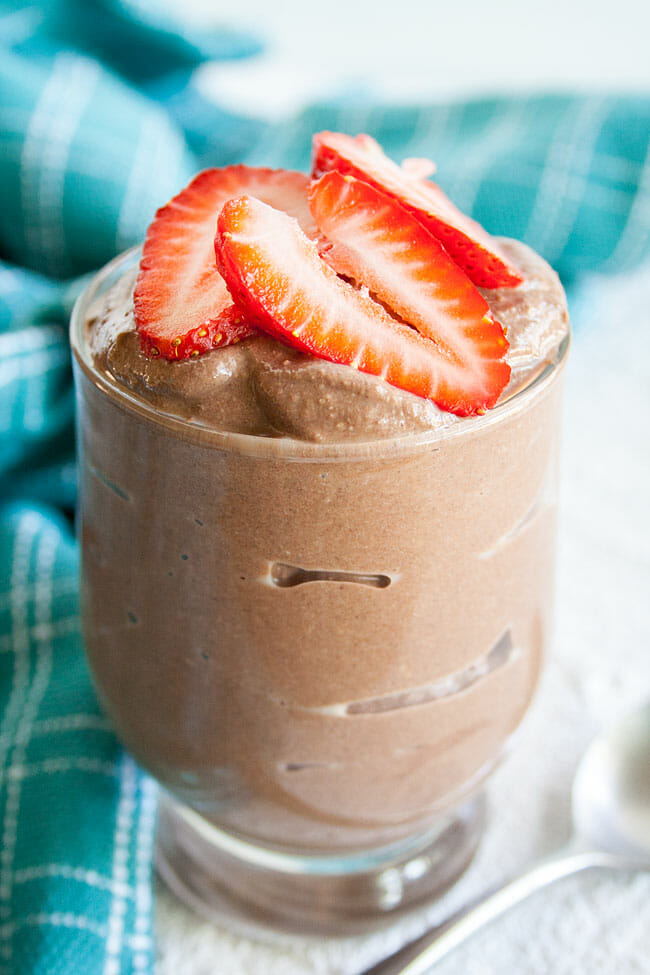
[70,248,569,936]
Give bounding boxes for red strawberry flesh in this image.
[309,171,510,396]
[311,131,523,289]
[134,166,317,359]
[215,196,510,415]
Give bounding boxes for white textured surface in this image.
[155,262,650,973]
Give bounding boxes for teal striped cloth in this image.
[1,1,649,972]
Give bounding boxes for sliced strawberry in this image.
[215,196,510,415]
[311,132,523,289]
[309,171,509,398]
[134,166,317,359]
[136,303,253,359]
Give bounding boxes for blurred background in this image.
[193,0,650,110]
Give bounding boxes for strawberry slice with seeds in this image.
[215,196,510,415]
[309,171,509,395]
[134,166,317,359]
[137,303,252,359]
[311,132,523,289]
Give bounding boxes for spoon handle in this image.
[361,848,633,975]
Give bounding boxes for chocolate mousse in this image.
[87,239,565,445]
[72,134,569,862]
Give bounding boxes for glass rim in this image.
[70,246,570,462]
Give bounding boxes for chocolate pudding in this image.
[72,238,569,858]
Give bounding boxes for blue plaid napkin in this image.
[1,1,649,972]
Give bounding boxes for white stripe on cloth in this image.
[0,346,69,388]
[0,709,109,749]
[30,714,112,736]
[523,96,612,263]
[115,112,159,253]
[0,515,36,973]
[0,513,38,791]
[103,754,139,975]
[0,575,77,613]
[6,757,119,781]
[115,110,186,253]
[0,616,80,655]
[252,110,319,172]
[396,103,453,164]
[418,158,640,213]
[447,99,532,216]
[0,327,64,357]
[0,911,108,941]
[603,134,650,270]
[0,270,54,322]
[20,54,100,276]
[131,775,157,969]
[0,521,57,973]
[13,864,133,900]
[591,151,644,185]
[572,180,640,218]
[0,346,71,435]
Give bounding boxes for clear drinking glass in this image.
[70,247,569,935]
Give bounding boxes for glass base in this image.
[155,792,486,937]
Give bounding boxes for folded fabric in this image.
[246,93,650,282]
[1,2,649,972]
[1,3,258,973]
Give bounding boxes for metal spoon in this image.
[362,700,650,975]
